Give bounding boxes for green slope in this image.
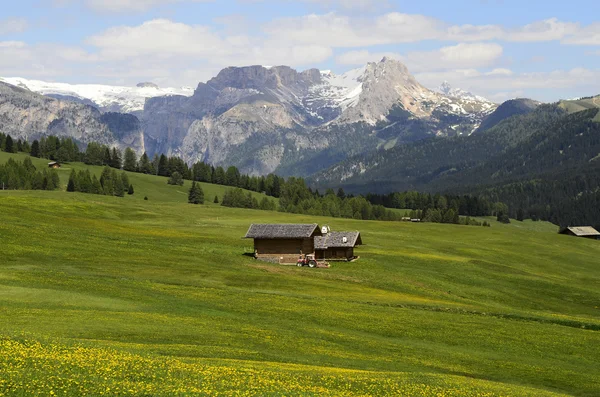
[1,185,599,395]
[0,151,271,204]
[559,95,600,114]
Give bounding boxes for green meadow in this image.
[1,152,600,396]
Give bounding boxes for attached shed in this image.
[244,223,322,263]
[314,231,362,261]
[559,226,600,240]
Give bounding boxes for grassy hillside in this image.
[0,151,270,204]
[559,95,600,114]
[1,157,599,396]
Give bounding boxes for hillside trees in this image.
[30,140,40,158]
[188,181,204,204]
[0,158,59,190]
[4,135,14,153]
[66,166,131,197]
[123,148,137,172]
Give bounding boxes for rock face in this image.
[142,58,497,175]
[0,58,498,176]
[0,82,144,152]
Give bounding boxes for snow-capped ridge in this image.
[0,77,194,113]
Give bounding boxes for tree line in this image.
[67,167,134,197]
[3,133,505,224]
[0,157,60,190]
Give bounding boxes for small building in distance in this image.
[559,226,600,240]
[314,230,362,261]
[245,223,322,263]
[47,161,61,169]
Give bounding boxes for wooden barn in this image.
[314,231,362,261]
[559,226,600,240]
[244,223,322,263]
[47,161,61,169]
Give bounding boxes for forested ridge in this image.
[2,102,599,228]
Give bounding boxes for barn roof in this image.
[245,224,320,239]
[314,231,362,249]
[560,226,600,236]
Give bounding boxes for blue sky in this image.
[1,0,599,102]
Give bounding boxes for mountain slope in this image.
[476,98,540,133]
[0,82,144,151]
[0,76,193,114]
[309,103,567,193]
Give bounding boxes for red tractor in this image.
[297,254,318,268]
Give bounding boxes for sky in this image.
[0,0,599,102]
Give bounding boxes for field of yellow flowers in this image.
[0,336,569,396]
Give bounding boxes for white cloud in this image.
[562,22,600,45]
[337,43,503,72]
[506,18,579,42]
[85,0,212,13]
[0,18,29,35]
[263,12,442,48]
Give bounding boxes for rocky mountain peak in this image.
[202,65,323,92]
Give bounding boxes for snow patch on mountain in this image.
[438,81,490,103]
[0,77,194,113]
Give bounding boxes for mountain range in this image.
[0,58,497,176]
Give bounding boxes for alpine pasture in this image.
[1,153,599,396]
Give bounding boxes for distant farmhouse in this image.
[48,161,61,169]
[559,226,600,240]
[244,224,362,263]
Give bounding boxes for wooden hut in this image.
[559,226,600,240]
[244,224,322,263]
[314,231,362,261]
[47,161,61,169]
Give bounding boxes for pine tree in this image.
[111,148,122,169]
[67,170,76,192]
[103,147,112,166]
[30,140,40,158]
[214,195,219,204]
[517,208,524,222]
[158,154,169,176]
[123,148,137,172]
[91,175,103,194]
[188,181,204,204]
[128,184,134,195]
[114,176,125,197]
[4,135,14,153]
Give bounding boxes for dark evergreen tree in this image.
[67,170,77,192]
[30,140,40,158]
[103,147,112,166]
[158,154,169,176]
[214,195,219,204]
[188,181,204,204]
[111,148,122,169]
[128,184,134,195]
[123,148,137,172]
[517,208,525,222]
[4,135,14,153]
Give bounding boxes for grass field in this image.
[1,153,600,396]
